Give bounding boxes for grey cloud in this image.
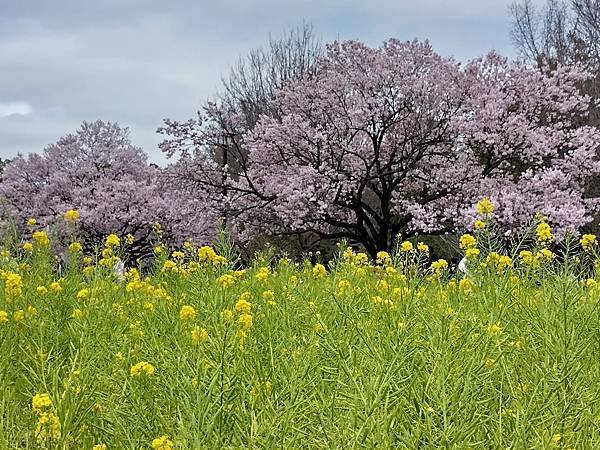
[0,0,522,163]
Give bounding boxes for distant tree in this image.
[510,0,600,125]
[159,23,323,250]
[161,39,600,256]
[0,121,168,259]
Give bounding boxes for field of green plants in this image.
[1,205,600,449]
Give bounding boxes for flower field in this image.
[1,213,600,448]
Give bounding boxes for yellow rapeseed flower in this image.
[130,361,155,377]
[255,267,270,282]
[519,250,537,266]
[313,263,327,277]
[179,305,197,321]
[217,274,235,287]
[474,220,486,230]
[400,241,414,253]
[417,242,429,253]
[376,251,392,265]
[64,209,79,223]
[13,309,25,323]
[476,197,494,215]
[151,435,174,450]
[32,393,53,414]
[32,231,49,246]
[465,248,480,260]
[487,323,502,335]
[36,285,47,295]
[105,234,120,248]
[4,272,23,297]
[35,411,61,442]
[581,234,597,251]
[238,313,253,330]
[430,259,448,273]
[459,233,477,250]
[198,246,217,263]
[191,326,209,345]
[235,296,252,315]
[68,242,82,253]
[536,221,552,245]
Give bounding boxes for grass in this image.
[0,227,599,449]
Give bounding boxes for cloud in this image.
[0,0,523,163]
[0,101,33,118]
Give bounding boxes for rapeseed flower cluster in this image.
[31,393,61,443]
[130,361,156,378]
[3,272,23,297]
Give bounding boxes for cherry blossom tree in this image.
[162,39,600,255]
[0,121,170,257]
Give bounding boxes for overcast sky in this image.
[0,0,534,164]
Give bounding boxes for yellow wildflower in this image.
[238,313,253,330]
[191,326,209,345]
[417,242,429,253]
[198,246,217,263]
[32,393,53,413]
[487,323,502,335]
[71,309,84,319]
[217,274,235,287]
[459,278,473,293]
[400,241,414,253]
[474,220,486,230]
[519,250,536,266]
[151,435,174,450]
[537,248,555,261]
[27,217,37,226]
[68,242,82,253]
[430,259,448,273]
[536,221,552,244]
[235,297,252,315]
[376,251,392,265]
[255,267,270,282]
[130,361,155,377]
[222,309,234,321]
[476,197,494,215]
[76,288,90,300]
[313,263,327,277]
[0,310,7,324]
[125,233,135,245]
[32,231,49,246]
[104,234,120,248]
[35,411,61,442]
[355,252,369,265]
[4,272,23,297]
[581,234,597,251]
[459,233,477,250]
[465,248,480,260]
[179,305,197,321]
[22,242,33,252]
[484,358,496,368]
[64,209,79,223]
